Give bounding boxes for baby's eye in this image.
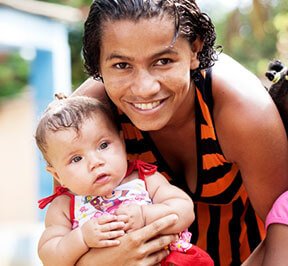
[115,62,129,69]
[155,58,172,66]
[71,156,82,163]
[99,142,109,150]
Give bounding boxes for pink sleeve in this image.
[265,191,288,230]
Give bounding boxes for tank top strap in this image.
[38,186,72,209]
[191,68,213,111]
[126,160,157,181]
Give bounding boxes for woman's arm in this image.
[76,214,179,266]
[213,54,288,220]
[72,77,107,100]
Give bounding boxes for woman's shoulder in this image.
[211,53,271,110]
[210,54,281,161]
[212,54,262,92]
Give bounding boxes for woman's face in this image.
[99,16,196,131]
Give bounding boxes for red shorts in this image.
[161,244,214,266]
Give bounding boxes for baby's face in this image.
[46,113,127,196]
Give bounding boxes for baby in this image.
[36,95,214,266]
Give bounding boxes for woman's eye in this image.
[115,63,129,69]
[71,156,82,163]
[99,142,109,150]
[155,58,171,66]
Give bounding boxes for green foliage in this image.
[68,23,89,90]
[36,0,91,8]
[213,0,288,76]
[0,53,29,100]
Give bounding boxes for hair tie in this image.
[265,60,288,84]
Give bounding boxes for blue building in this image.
[0,1,83,264]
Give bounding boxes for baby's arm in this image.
[38,195,125,266]
[116,172,194,234]
[143,171,194,234]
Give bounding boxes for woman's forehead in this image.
[100,16,175,49]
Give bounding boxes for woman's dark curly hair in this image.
[83,0,219,80]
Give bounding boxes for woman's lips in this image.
[133,100,161,110]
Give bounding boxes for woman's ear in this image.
[190,38,204,70]
[46,165,63,186]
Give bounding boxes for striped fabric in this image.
[116,69,265,266]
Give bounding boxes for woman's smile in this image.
[132,100,161,110]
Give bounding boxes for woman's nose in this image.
[130,69,160,98]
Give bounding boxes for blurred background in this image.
[0,0,287,265]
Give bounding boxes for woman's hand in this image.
[76,214,179,266]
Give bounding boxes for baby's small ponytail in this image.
[54,93,68,100]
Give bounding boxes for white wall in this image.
[0,91,42,266]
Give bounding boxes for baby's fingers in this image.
[96,214,119,224]
[116,214,129,223]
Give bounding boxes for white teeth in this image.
[134,101,160,110]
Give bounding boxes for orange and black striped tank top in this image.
[116,69,265,266]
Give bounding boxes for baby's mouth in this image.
[94,173,109,184]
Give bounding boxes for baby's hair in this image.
[35,95,118,162]
[265,59,288,134]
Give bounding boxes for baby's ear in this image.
[119,130,127,151]
[119,130,124,141]
[46,165,62,185]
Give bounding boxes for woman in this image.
[72,0,288,265]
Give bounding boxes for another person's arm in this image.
[242,191,288,266]
[38,196,125,266]
[261,224,288,266]
[262,191,288,266]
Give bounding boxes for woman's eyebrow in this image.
[152,48,178,59]
[105,53,134,62]
[105,48,178,62]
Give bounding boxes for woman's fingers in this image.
[138,214,178,242]
[142,234,177,254]
[100,230,125,240]
[100,221,125,231]
[144,249,170,266]
[120,214,178,265]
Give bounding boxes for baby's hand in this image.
[115,204,145,232]
[81,214,125,248]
